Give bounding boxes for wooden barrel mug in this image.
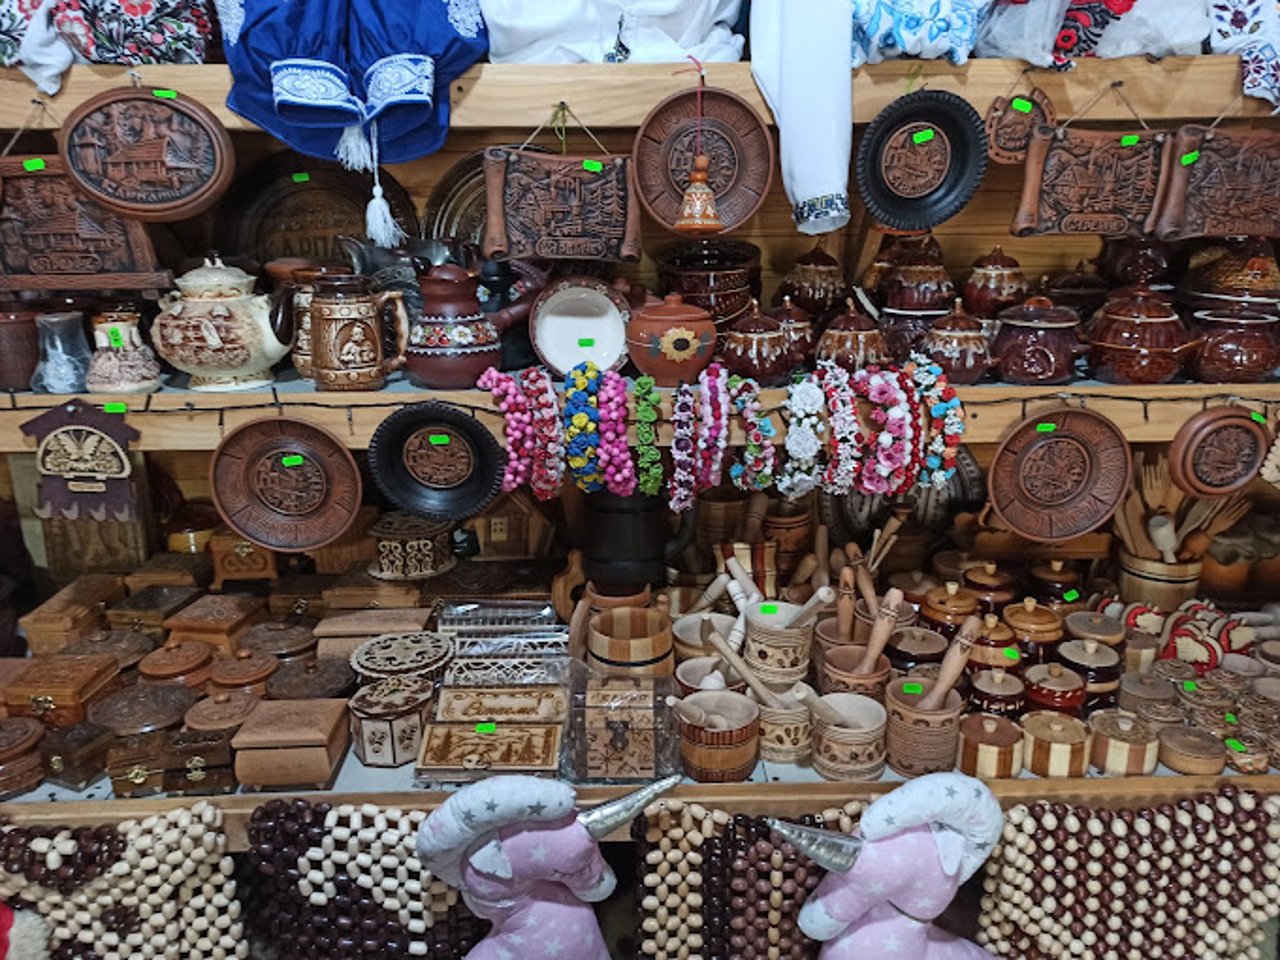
[587,607,674,678]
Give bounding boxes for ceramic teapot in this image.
[151,257,294,391]
[407,263,517,389]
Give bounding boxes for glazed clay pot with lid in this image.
[1045,261,1110,329]
[968,666,1025,718]
[1003,597,1063,666]
[963,245,1030,322]
[882,249,955,311]
[920,299,990,385]
[815,297,889,373]
[1023,662,1086,716]
[774,236,848,320]
[1181,237,1280,314]
[918,581,980,640]
[719,302,792,387]
[1100,235,1177,288]
[625,292,716,386]
[772,295,816,368]
[1089,287,1197,385]
[969,612,1021,674]
[990,295,1083,385]
[962,562,1017,614]
[1190,307,1280,383]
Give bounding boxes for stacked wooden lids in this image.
[1157,726,1225,775]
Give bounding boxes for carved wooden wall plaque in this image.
[21,398,140,522]
[1152,125,1280,239]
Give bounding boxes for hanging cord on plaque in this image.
[1059,80,1151,133]
[1204,92,1246,140]
[0,98,56,157]
[520,101,610,156]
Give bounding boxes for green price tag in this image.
[475,722,496,734]
[281,455,304,467]
[1003,647,1020,661]
[428,434,451,446]
[903,682,924,695]
[1252,411,1267,424]
[22,158,44,172]
[1121,134,1140,147]
[1226,712,1238,724]
[1063,589,1080,603]
[1036,423,1057,433]
[760,603,778,614]
[1181,151,1200,166]
[582,159,604,173]
[578,338,595,348]
[1183,680,1197,692]
[152,89,177,99]
[1227,738,1245,753]
[103,402,127,414]
[1011,97,1033,114]
[292,172,310,183]
[107,326,123,348]
[912,128,935,145]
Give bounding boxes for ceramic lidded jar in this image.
[1029,559,1085,617]
[918,581,980,641]
[86,306,163,394]
[774,237,848,320]
[920,299,990,385]
[719,303,792,387]
[962,562,1017,615]
[1057,638,1121,714]
[880,251,954,363]
[963,246,1029,322]
[0,306,39,392]
[308,274,409,391]
[1100,236,1176,289]
[1190,308,1280,383]
[1090,287,1197,385]
[625,293,716,387]
[1046,261,1110,329]
[815,297,889,372]
[969,613,1021,675]
[773,295,816,369]
[151,257,295,391]
[968,667,1025,718]
[1003,597,1064,666]
[408,263,511,389]
[990,296,1083,386]
[1023,662,1086,716]
[1180,237,1280,316]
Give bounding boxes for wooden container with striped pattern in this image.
[1157,725,1225,775]
[957,713,1023,779]
[1088,709,1158,776]
[677,691,759,782]
[1022,710,1090,778]
[587,607,674,678]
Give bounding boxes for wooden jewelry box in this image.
[239,618,317,663]
[161,593,267,659]
[39,721,114,790]
[108,728,235,798]
[208,649,278,697]
[232,699,350,790]
[577,676,671,781]
[62,630,156,680]
[268,574,335,618]
[5,655,121,728]
[104,585,203,640]
[0,717,45,799]
[19,574,127,655]
[0,659,35,719]
[124,551,214,592]
[209,527,279,590]
[137,640,214,691]
[348,677,436,767]
[322,568,423,610]
[312,608,432,660]
[415,722,563,782]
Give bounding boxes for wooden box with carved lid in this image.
[161,593,267,659]
[138,640,214,691]
[0,717,45,798]
[268,574,335,618]
[312,608,432,660]
[239,618,317,664]
[107,728,235,798]
[322,567,423,610]
[0,659,34,720]
[348,677,435,767]
[105,585,203,640]
[124,551,214,592]
[19,574,126,656]
[39,721,113,790]
[576,676,673,781]
[232,698,350,789]
[367,513,457,581]
[5,655,121,728]
[184,691,260,734]
[209,527,279,591]
[62,629,156,680]
[208,648,278,697]
[266,658,357,700]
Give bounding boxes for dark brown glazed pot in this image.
[718,305,791,386]
[773,237,848,320]
[918,581,980,641]
[1056,638,1121,713]
[625,293,716,387]
[1023,662,1086,717]
[1090,288,1197,385]
[880,308,947,364]
[1003,597,1064,666]
[1190,308,1280,383]
[862,234,943,301]
[963,562,1017,615]
[920,299,990,385]
[1045,261,1110,329]
[0,306,40,392]
[654,240,762,330]
[963,245,1029,320]
[407,263,511,389]
[815,298,889,372]
[990,296,1083,385]
[968,667,1025,718]
[882,250,956,312]
[772,295,816,368]
[1181,240,1280,317]
[1100,235,1177,288]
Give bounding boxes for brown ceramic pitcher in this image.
[308,274,408,391]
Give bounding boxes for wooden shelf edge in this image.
[0,55,1265,134]
[1,775,1274,852]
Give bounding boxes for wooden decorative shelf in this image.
[0,55,1267,134]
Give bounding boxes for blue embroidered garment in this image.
[850,0,993,69]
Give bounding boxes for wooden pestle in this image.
[1148,514,1179,564]
[726,578,759,614]
[812,525,830,590]
[726,612,748,652]
[837,566,857,643]
[742,492,770,542]
[788,554,819,588]
[665,696,730,729]
[916,615,982,711]
[853,559,880,618]
[687,572,732,615]
[725,557,763,605]
[705,629,787,708]
[829,547,848,580]
[782,585,836,628]
[855,587,904,675]
[790,683,853,728]
[568,597,592,662]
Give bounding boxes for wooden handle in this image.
[829,547,848,580]
[871,513,906,568]
[788,554,819,587]
[687,573,731,615]
[854,561,880,618]
[837,566,856,643]
[917,615,980,711]
[665,696,729,729]
[568,597,591,662]
[725,557,762,604]
[726,613,747,653]
[855,587,903,675]
[782,585,836,628]
[742,492,769,542]
[654,593,671,618]
[705,630,786,708]
[789,684,852,728]
[812,525,830,590]
[726,579,759,614]
[870,534,899,573]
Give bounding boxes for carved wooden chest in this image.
[209,528,279,590]
[581,676,660,780]
[19,574,126,655]
[232,699,350,790]
[5,655,121,728]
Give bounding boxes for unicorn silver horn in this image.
[767,819,864,873]
[577,775,681,839]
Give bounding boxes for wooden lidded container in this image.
[348,677,435,768]
[885,676,964,778]
[1023,663,1086,716]
[1118,672,1177,712]
[62,629,156,679]
[1135,700,1185,730]
[232,698,351,790]
[677,690,759,783]
[587,607,674,678]
[1158,725,1225,775]
[88,683,198,737]
[1056,639,1122,713]
[1064,611,1125,648]
[161,593,267,659]
[918,581,979,640]
[1088,709,1158,776]
[267,574,334,618]
[963,563,1018,615]
[19,574,126,656]
[0,717,45,799]
[755,682,813,764]
[138,640,214,691]
[40,721,113,790]
[208,648,278,697]
[267,659,358,700]
[163,729,236,796]
[1022,710,1090,778]
[1003,597,1063,666]
[957,713,1023,779]
[968,667,1025,718]
[124,552,214,593]
[104,585,203,640]
[885,626,947,675]
[581,676,671,781]
[1226,733,1270,774]
[5,655,121,728]
[209,528,279,591]
[811,692,887,781]
[968,613,1021,675]
[239,619,317,664]
[1029,559,1085,616]
[184,691,261,734]
[321,567,422,610]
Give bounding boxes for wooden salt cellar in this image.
[957,713,1023,778]
[1158,725,1226,774]
[1022,710,1090,777]
[161,593,267,659]
[19,574,126,655]
[918,581,980,640]
[5,654,121,728]
[209,528,279,590]
[1003,597,1063,666]
[1088,709,1159,775]
[968,613,1021,675]
[232,698,351,789]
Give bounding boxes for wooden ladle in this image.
[917,614,982,711]
[855,587,905,676]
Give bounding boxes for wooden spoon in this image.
[855,587,905,676]
[789,683,853,728]
[705,629,786,709]
[916,615,980,711]
[837,566,856,643]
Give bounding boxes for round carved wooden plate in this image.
[58,87,234,223]
[368,401,503,522]
[988,408,1132,543]
[633,87,774,233]
[1168,407,1270,498]
[0,717,44,763]
[350,631,453,680]
[856,89,988,231]
[984,88,1056,165]
[210,417,363,553]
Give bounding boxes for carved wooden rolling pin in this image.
[812,525,830,590]
[856,587,905,676]
[917,615,982,711]
[790,683,853,728]
[837,566,857,643]
[703,623,787,709]
[854,559,880,618]
[665,696,730,729]
[686,572,732,615]
[782,585,836,628]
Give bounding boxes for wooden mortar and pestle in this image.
[784,554,819,604]
[817,588,904,702]
[666,695,731,729]
[703,621,787,710]
[790,682,855,728]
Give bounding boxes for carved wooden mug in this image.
[308,274,408,391]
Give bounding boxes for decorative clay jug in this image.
[408,264,514,389]
[308,275,408,391]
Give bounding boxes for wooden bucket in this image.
[1116,550,1202,611]
[818,644,891,702]
[678,691,760,782]
[762,506,813,579]
[853,598,917,646]
[957,713,1023,779]
[696,490,750,549]
[675,656,747,697]
[885,677,964,778]
[811,692,887,781]
[754,681,813,763]
[672,612,736,662]
[587,607,674,677]
[743,602,812,685]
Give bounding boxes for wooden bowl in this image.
[672,612,736,662]
[675,656,746,697]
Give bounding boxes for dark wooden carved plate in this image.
[1168,407,1270,498]
[633,87,774,233]
[988,408,1132,543]
[58,87,234,223]
[368,402,503,522]
[856,89,988,231]
[985,88,1056,165]
[213,151,418,265]
[210,417,363,553]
